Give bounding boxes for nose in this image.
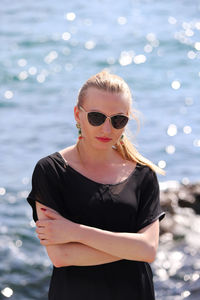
[101,117,112,135]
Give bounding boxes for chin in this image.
[92,140,113,150]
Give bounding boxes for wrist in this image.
[72,222,85,243]
[75,223,100,244]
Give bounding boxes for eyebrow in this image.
[86,108,129,115]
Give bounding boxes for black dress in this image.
[27,151,165,300]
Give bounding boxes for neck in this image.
[76,140,119,167]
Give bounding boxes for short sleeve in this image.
[136,168,165,232]
[27,161,60,222]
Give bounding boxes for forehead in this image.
[83,88,131,114]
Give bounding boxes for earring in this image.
[120,134,124,146]
[76,123,83,140]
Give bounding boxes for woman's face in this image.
[74,87,131,150]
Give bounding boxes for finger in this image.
[36,220,50,227]
[40,208,61,220]
[36,220,45,227]
[40,239,52,246]
[37,234,46,240]
[35,227,44,234]
[40,206,61,216]
[48,208,61,216]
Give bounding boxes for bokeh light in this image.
[85,40,96,50]
[62,32,71,41]
[194,42,200,50]
[18,71,28,81]
[183,126,192,134]
[117,16,127,25]
[44,51,58,64]
[4,90,13,99]
[17,59,27,67]
[65,12,76,21]
[158,160,166,169]
[119,51,134,66]
[167,124,177,136]
[0,187,6,195]
[171,80,181,90]
[1,287,13,298]
[168,16,177,25]
[28,67,37,75]
[187,51,196,59]
[133,54,146,64]
[165,145,176,154]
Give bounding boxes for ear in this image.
[74,105,80,123]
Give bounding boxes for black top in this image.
[27,151,165,300]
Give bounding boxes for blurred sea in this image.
[0,0,200,299]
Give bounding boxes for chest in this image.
[59,174,140,233]
[67,163,137,185]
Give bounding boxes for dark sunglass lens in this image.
[111,115,128,129]
[87,112,106,126]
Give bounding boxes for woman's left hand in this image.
[35,208,79,246]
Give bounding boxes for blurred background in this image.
[0,0,200,299]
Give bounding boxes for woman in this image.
[27,70,165,300]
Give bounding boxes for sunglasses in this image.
[79,106,129,129]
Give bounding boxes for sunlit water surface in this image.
[1,0,200,299]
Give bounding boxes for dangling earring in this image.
[120,134,124,146]
[76,123,83,140]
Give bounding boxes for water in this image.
[0,0,200,299]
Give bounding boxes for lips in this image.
[96,137,112,142]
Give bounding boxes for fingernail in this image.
[41,208,47,211]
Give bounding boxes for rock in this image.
[159,181,200,237]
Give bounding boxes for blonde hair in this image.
[76,70,165,175]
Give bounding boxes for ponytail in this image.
[114,134,165,176]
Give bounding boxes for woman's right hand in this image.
[41,205,61,218]
[35,207,80,245]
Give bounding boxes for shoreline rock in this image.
[159,181,200,237]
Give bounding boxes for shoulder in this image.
[35,145,75,168]
[35,153,55,170]
[136,164,159,185]
[33,146,76,176]
[58,145,77,164]
[33,151,64,176]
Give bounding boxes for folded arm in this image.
[47,242,122,268]
[36,202,160,266]
[36,201,122,267]
[77,220,159,263]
